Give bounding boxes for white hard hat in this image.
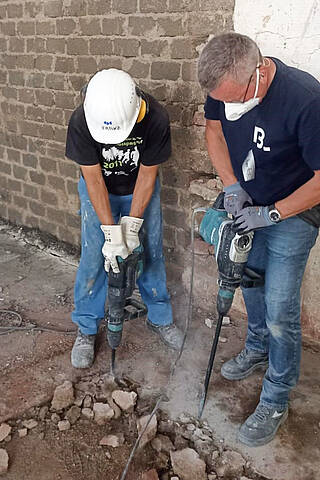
[83,69,141,144]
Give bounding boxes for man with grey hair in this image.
[198,32,320,446]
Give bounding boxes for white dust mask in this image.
[224,68,260,121]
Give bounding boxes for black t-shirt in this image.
[65,93,171,195]
[204,58,320,205]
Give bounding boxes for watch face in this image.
[269,209,280,222]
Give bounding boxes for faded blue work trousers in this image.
[71,176,173,334]
[242,216,318,409]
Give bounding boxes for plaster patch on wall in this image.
[233,0,320,79]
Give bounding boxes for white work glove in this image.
[120,216,144,254]
[100,225,129,274]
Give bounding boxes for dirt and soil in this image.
[0,221,320,480]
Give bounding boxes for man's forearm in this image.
[80,165,114,225]
[206,120,237,186]
[276,171,320,219]
[130,164,158,218]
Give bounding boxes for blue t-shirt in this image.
[204,58,320,205]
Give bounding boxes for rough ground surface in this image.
[0,221,320,480]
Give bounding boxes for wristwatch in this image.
[268,204,282,223]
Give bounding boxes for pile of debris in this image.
[0,373,269,479]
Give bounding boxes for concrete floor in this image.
[1,221,319,480]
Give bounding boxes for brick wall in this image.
[0,0,234,287]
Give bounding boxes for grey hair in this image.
[198,32,262,91]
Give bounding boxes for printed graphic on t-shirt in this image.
[101,136,143,177]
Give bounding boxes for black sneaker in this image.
[146,319,184,351]
[221,348,268,380]
[239,402,288,447]
[71,330,96,369]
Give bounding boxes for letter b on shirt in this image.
[253,126,271,152]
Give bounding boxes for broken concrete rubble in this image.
[99,433,125,447]
[93,402,114,425]
[0,449,9,475]
[170,448,207,480]
[112,389,137,412]
[51,380,74,410]
[0,424,11,442]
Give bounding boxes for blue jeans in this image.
[72,176,173,334]
[242,216,318,410]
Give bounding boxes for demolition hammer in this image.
[106,249,147,375]
[198,193,263,418]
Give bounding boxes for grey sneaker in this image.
[71,330,96,369]
[146,319,184,351]
[221,348,268,380]
[239,402,288,446]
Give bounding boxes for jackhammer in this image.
[106,249,147,375]
[198,193,263,417]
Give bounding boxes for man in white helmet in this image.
[66,69,183,368]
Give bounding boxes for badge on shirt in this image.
[242,149,255,181]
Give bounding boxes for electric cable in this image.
[119,206,207,480]
[0,309,77,336]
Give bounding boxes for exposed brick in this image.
[7,148,21,163]
[185,12,226,35]
[22,153,38,169]
[66,179,78,195]
[68,75,87,92]
[98,57,123,71]
[47,206,66,224]
[0,159,12,175]
[29,200,45,216]
[35,21,55,35]
[113,38,140,57]
[45,108,64,125]
[114,0,137,14]
[1,22,16,36]
[8,178,22,193]
[24,215,40,228]
[54,126,67,143]
[17,20,35,36]
[2,87,18,100]
[163,206,188,229]
[35,89,54,107]
[168,0,198,11]
[161,186,179,204]
[26,106,45,122]
[9,37,25,53]
[64,0,87,16]
[41,189,58,205]
[38,124,55,140]
[8,208,24,224]
[23,183,39,198]
[44,0,63,17]
[24,2,43,18]
[199,0,235,12]
[35,55,54,71]
[55,56,75,73]
[47,174,66,191]
[13,195,28,209]
[158,16,183,36]
[26,38,46,53]
[55,91,75,109]
[88,0,112,15]
[141,39,168,56]
[140,0,166,13]
[151,62,180,80]
[26,73,45,88]
[127,60,149,79]
[8,71,24,86]
[16,54,35,69]
[65,212,80,229]
[77,56,98,74]
[58,226,78,245]
[12,165,28,181]
[8,3,23,18]
[67,38,89,55]
[40,156,58,173]
[39,218,58,236]
[79,18,101,35]
[102,17,125,35]
[128,16,156,36]
[171,38,199,59]
[59,160,78,178]
[89,38,113,55]
[28,138,46,155]
[47,38,65,54]
[45,73,65,90]
[0,69,7,84]
[56,18,77,35]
